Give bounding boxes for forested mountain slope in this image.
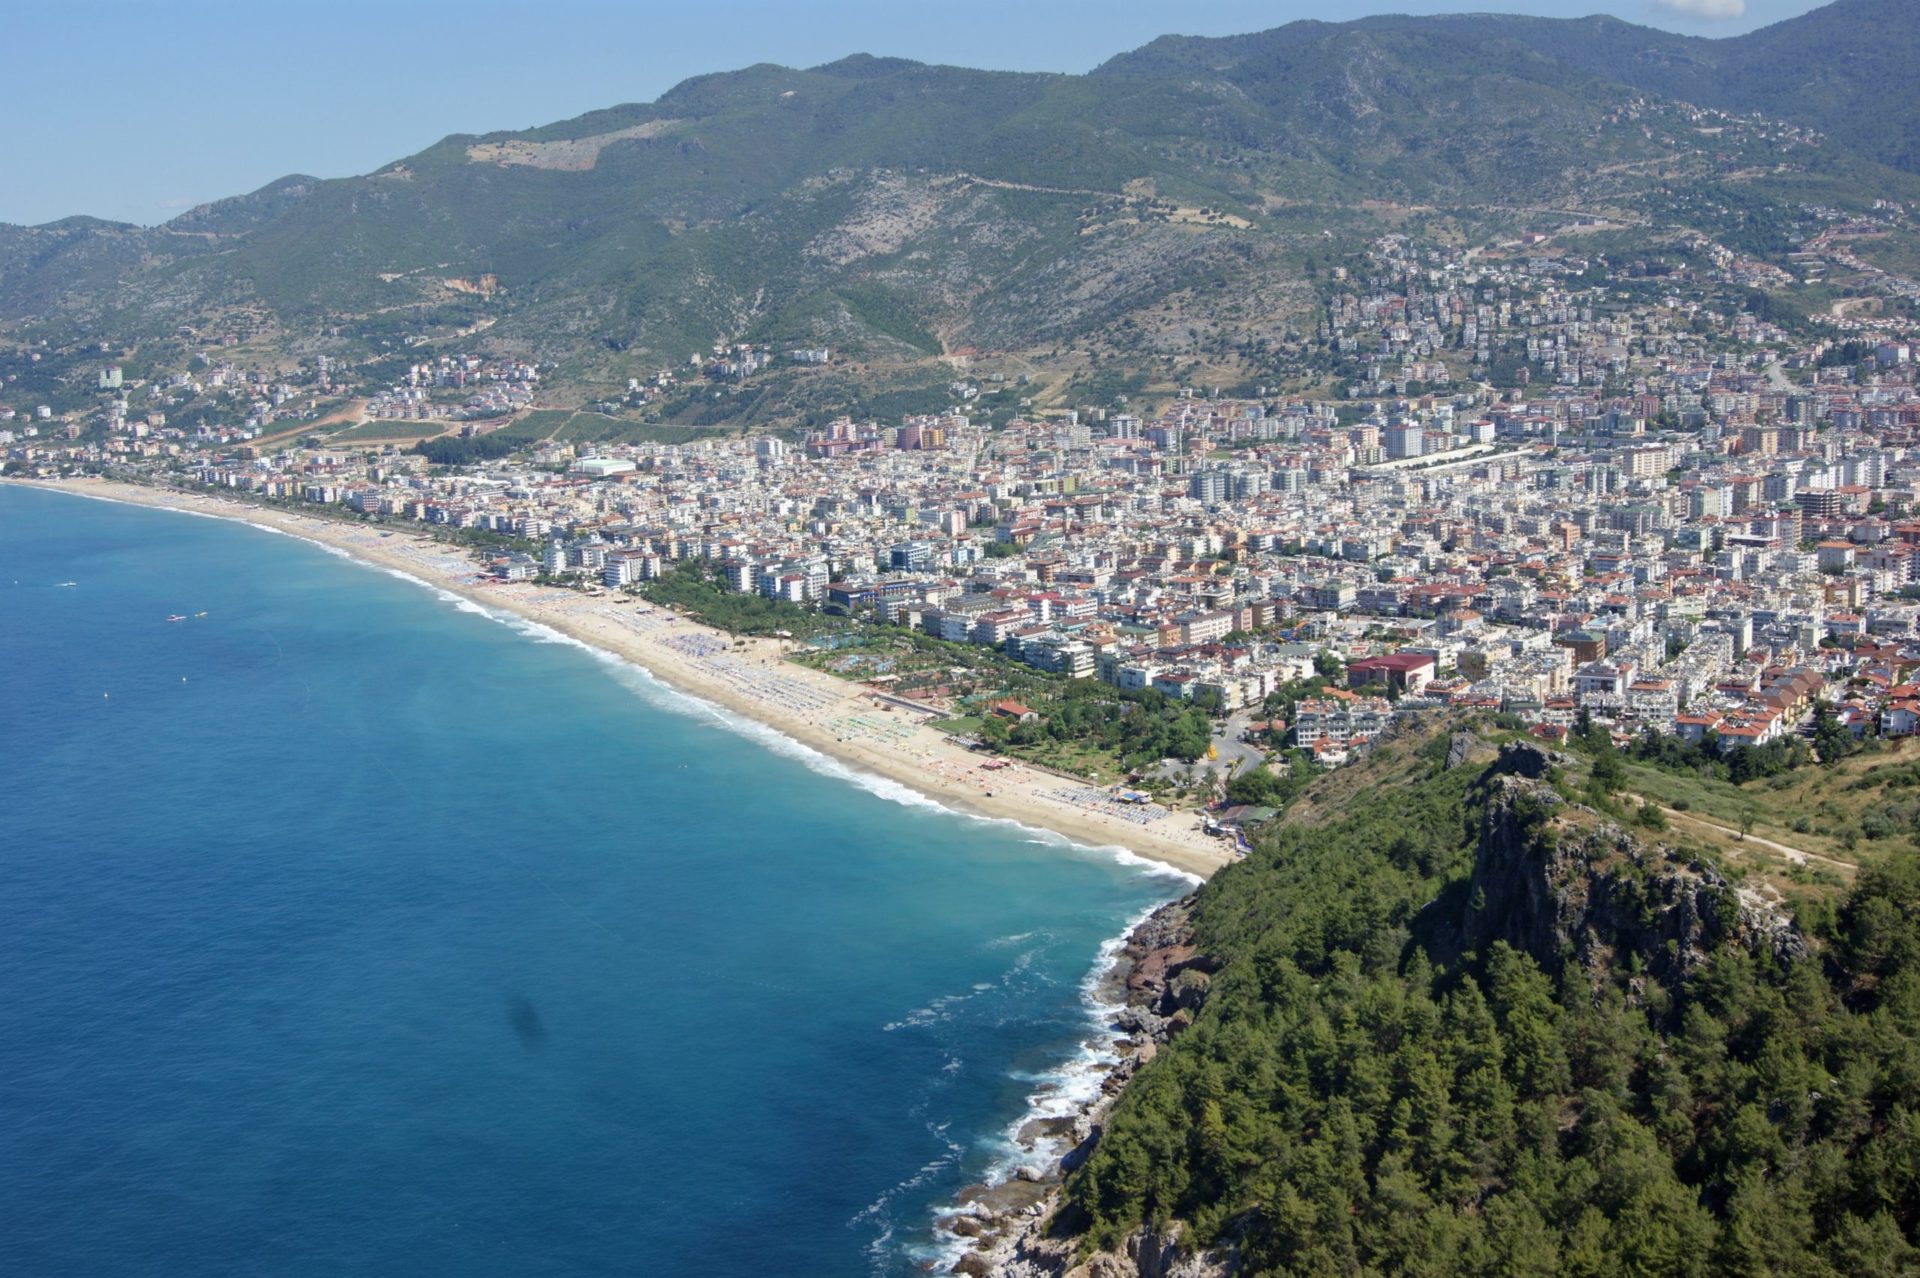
[1,1,1912,393]
[1043,730,1920,1275]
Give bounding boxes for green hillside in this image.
[0,0,1915,400]
[1098,0,1920,176]
[1060,726,1920,1274]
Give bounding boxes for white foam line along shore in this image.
[25,477,1211,1268]
[19,478,1232,881]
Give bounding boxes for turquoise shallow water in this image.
[0,485,1185,1277]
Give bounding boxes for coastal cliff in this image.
[954,730,1894,1277]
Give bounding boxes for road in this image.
[1212,710,1269,775]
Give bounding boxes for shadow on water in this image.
[506,994,547,1050]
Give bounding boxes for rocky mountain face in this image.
[1466,750,1809,989]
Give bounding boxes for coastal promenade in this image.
[22,478,1232,879]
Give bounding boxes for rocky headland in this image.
[934,896,1226,1278]
[937,737,1815,1278]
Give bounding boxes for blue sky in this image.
[8,0,1826,227]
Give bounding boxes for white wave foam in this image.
[881,928,1069,1036]
[36,488,1205,885]
[881,991,971,1034]
[961,897,1170,1200]
[853,1120,968,1276]
[443,607,1202,888]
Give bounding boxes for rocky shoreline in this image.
[933,895,1216,1277]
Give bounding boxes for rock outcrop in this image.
[1468,772,1808,986]
[1489,739,1572,780]
[1444,731,1477,770]
[995,1221,1237,1278]
[942,897,1225,1277]
[969,744,1810,1278]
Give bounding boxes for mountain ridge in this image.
[1,0,1912,402]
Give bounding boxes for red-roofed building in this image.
[1673,712,1722,745]
[1883,699,1920,737]
[1347,651,1436,696]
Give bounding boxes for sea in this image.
[0,484,1189,1277]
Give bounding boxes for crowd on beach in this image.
[549,591,1197,836]
[703,652,838,716]
[826,711,918,748]
[608,602,670,631]
[663,632,730,659]
[1042,786,1171,826]
[305,521,482,585]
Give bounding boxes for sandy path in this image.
[20,478,1233,880]
[1659,807,1856,875]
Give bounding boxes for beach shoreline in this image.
[13,476,1232,881]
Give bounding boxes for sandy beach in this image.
[18,478,1233,879]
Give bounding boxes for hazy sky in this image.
[8,0,1828,228]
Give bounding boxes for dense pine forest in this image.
[1062,728,1920,1276]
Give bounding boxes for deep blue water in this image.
[0,485,1185,1277]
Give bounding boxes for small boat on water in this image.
[166,614,187,623]
[58,581,77,587]
[194,611,208,618]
